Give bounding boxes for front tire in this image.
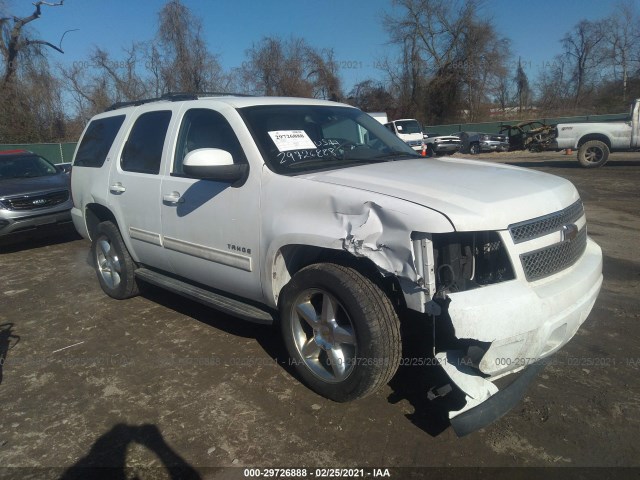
[280,263,401,402]
[577,140,609,168]
[426,144,435,157]
[92,221,139,299]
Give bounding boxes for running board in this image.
[135,268,275,325]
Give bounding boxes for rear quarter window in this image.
[74,115,126,168]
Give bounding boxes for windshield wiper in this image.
[370,151,418,160]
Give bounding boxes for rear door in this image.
[107,107,175,271]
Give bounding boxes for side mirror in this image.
[57,163,72,174]
[182,148,248,183]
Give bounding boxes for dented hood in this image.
[302,157,579,231]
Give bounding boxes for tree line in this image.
[1,0,639,143]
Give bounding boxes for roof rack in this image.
[105,91,254,112]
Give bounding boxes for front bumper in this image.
[433,143,461,153]
[0,206,72,236]
[435,237,602,435]
[480,141,509,152]
[448,359,546,437]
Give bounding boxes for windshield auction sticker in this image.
[268,130,317,152]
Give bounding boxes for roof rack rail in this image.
[165,91,255,99]
[105,97,163,112]
[104,91,254,112]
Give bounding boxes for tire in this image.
[470,143,480,155]
[91,221,139,299]
[577,140,609,168]
[426,144,435,157]
[279,263,401,402]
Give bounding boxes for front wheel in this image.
[426,144,435,157]
[91,221,139,299]
[280,263,401,402]
[577,140,609,168]
[470,143,480,155]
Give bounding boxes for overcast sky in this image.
[7,0,635,92]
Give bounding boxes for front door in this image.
[160,107,262,303]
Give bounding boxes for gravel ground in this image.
[0,151,638,479]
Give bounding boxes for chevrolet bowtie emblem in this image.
[561,223,578,242]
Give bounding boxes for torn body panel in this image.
[260,167,454,309]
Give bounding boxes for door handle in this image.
[109,182,126,194]
[163,191,184,204]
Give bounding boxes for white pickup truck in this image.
[70,94,602,436]
[554,98,640,167]
[383,118,425,152]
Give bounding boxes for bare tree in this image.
[536,55,572,114]
[604,1,640,102]
[157,0,226,93]
[60,44,149,122]
[347,79,394,113]
[62,0,231,122]
[241,36,342,99]
[457,18,511,121]
[562,19,606,107]
[0,0,65,86]
[383,0,511,123]
[514,57,530,112]
[491,71,511,114]
[0,1,68,142]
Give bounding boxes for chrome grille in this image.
[3,190,69,211]
[520,227,587,281]
[509,200,584,244]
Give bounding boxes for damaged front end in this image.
[411,214,602,436]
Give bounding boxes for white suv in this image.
[71,94,602,436]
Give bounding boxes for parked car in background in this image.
[456,132,509,154]
[0,150,73,238]
[423,132,462,156]
[384,118,425,152]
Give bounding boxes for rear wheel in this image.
[280,263,401,402]
[577,140,609,168]
[470,143,480,155]
[92,221,139,299]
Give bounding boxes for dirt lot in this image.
[0,151,639,478]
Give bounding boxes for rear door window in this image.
[121,111,172,175]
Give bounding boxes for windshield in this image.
[394,120,422,134]
[0,155,59,180]
[239,105,418,174]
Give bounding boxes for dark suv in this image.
[0,150,73,238]
[456,132,509,154]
